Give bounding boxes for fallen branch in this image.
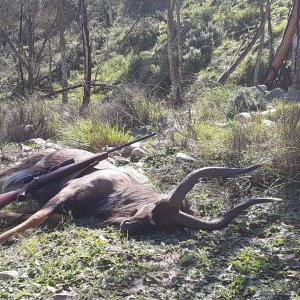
[41,81,116,98]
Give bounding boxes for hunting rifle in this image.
[0,131,156,209]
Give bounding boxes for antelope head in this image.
[120,163,280,234]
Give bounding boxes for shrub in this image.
[0,99,57,147]
[226,88,267,119]
[102,85,169,130]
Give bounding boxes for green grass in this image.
[59,119,134,151]
[1,214,299,299]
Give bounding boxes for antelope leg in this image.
[0,211,65,225]
[0,207,63,243]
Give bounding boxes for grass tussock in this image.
[60,118,134,151]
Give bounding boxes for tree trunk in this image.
[79,0,92,110]
[218,5,269,84]
[58,0,68,103]
[254,0,267,85]
[25,0,35,94]
[18,0,25,96]
[48,36,53,92]
[106,0,113,26]
[265,0,298,85]
[176,0,183,82]
[167,0,180,105]
[267,4,274,65]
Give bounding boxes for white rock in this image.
[107,157,115,164]
[249,84,267,93]
[28,138,47,148]
[261,108,276,116]
[131,142,141,149]
[176,153,196,163]
[22,145,33,153]
[0,270,19,280]
[234,112,253,120]
[261,119,276,127]
[45,143,61,150]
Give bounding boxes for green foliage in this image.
[95,55,129,82]
[182,4,225,74]
[230,249,266,274]
[118,21,159,55]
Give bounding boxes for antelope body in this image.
[0,148,279,242]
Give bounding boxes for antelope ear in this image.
[120,202,158,234]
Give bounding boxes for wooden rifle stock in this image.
[0,132,156,209]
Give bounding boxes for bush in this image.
[226,88,267,119]
[102,85,169,130]
[0,99,57,147]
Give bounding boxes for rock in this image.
[47,292,76,300]
[45,143,61,150]
[0,270,19,280]
[282,90,300,101]
[176,153,196,163]
[120,142,141,157]
[131,148,146,160]
[261,119,276,127]
[107,157,115,164]
[249,84,267,93]
[131,142,141,149]
[234,108,276,122]
[259,105,277,116]
[265,88,287,100]
[234,112,252,121]
[28,138,47,148]
[110,151,121,157]
[21,145,33,153]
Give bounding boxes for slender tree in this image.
[254,0,268,85]
[79,0,92,109]
[106,0,113,26]
[267,4,274,65]
[58,0,68,103]
[25,0,35,94]
[218,3,270,84]
[167,0,180,105]
[176,0,183,82]
[18,0,26,96]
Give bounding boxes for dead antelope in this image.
[0,148,279,242]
